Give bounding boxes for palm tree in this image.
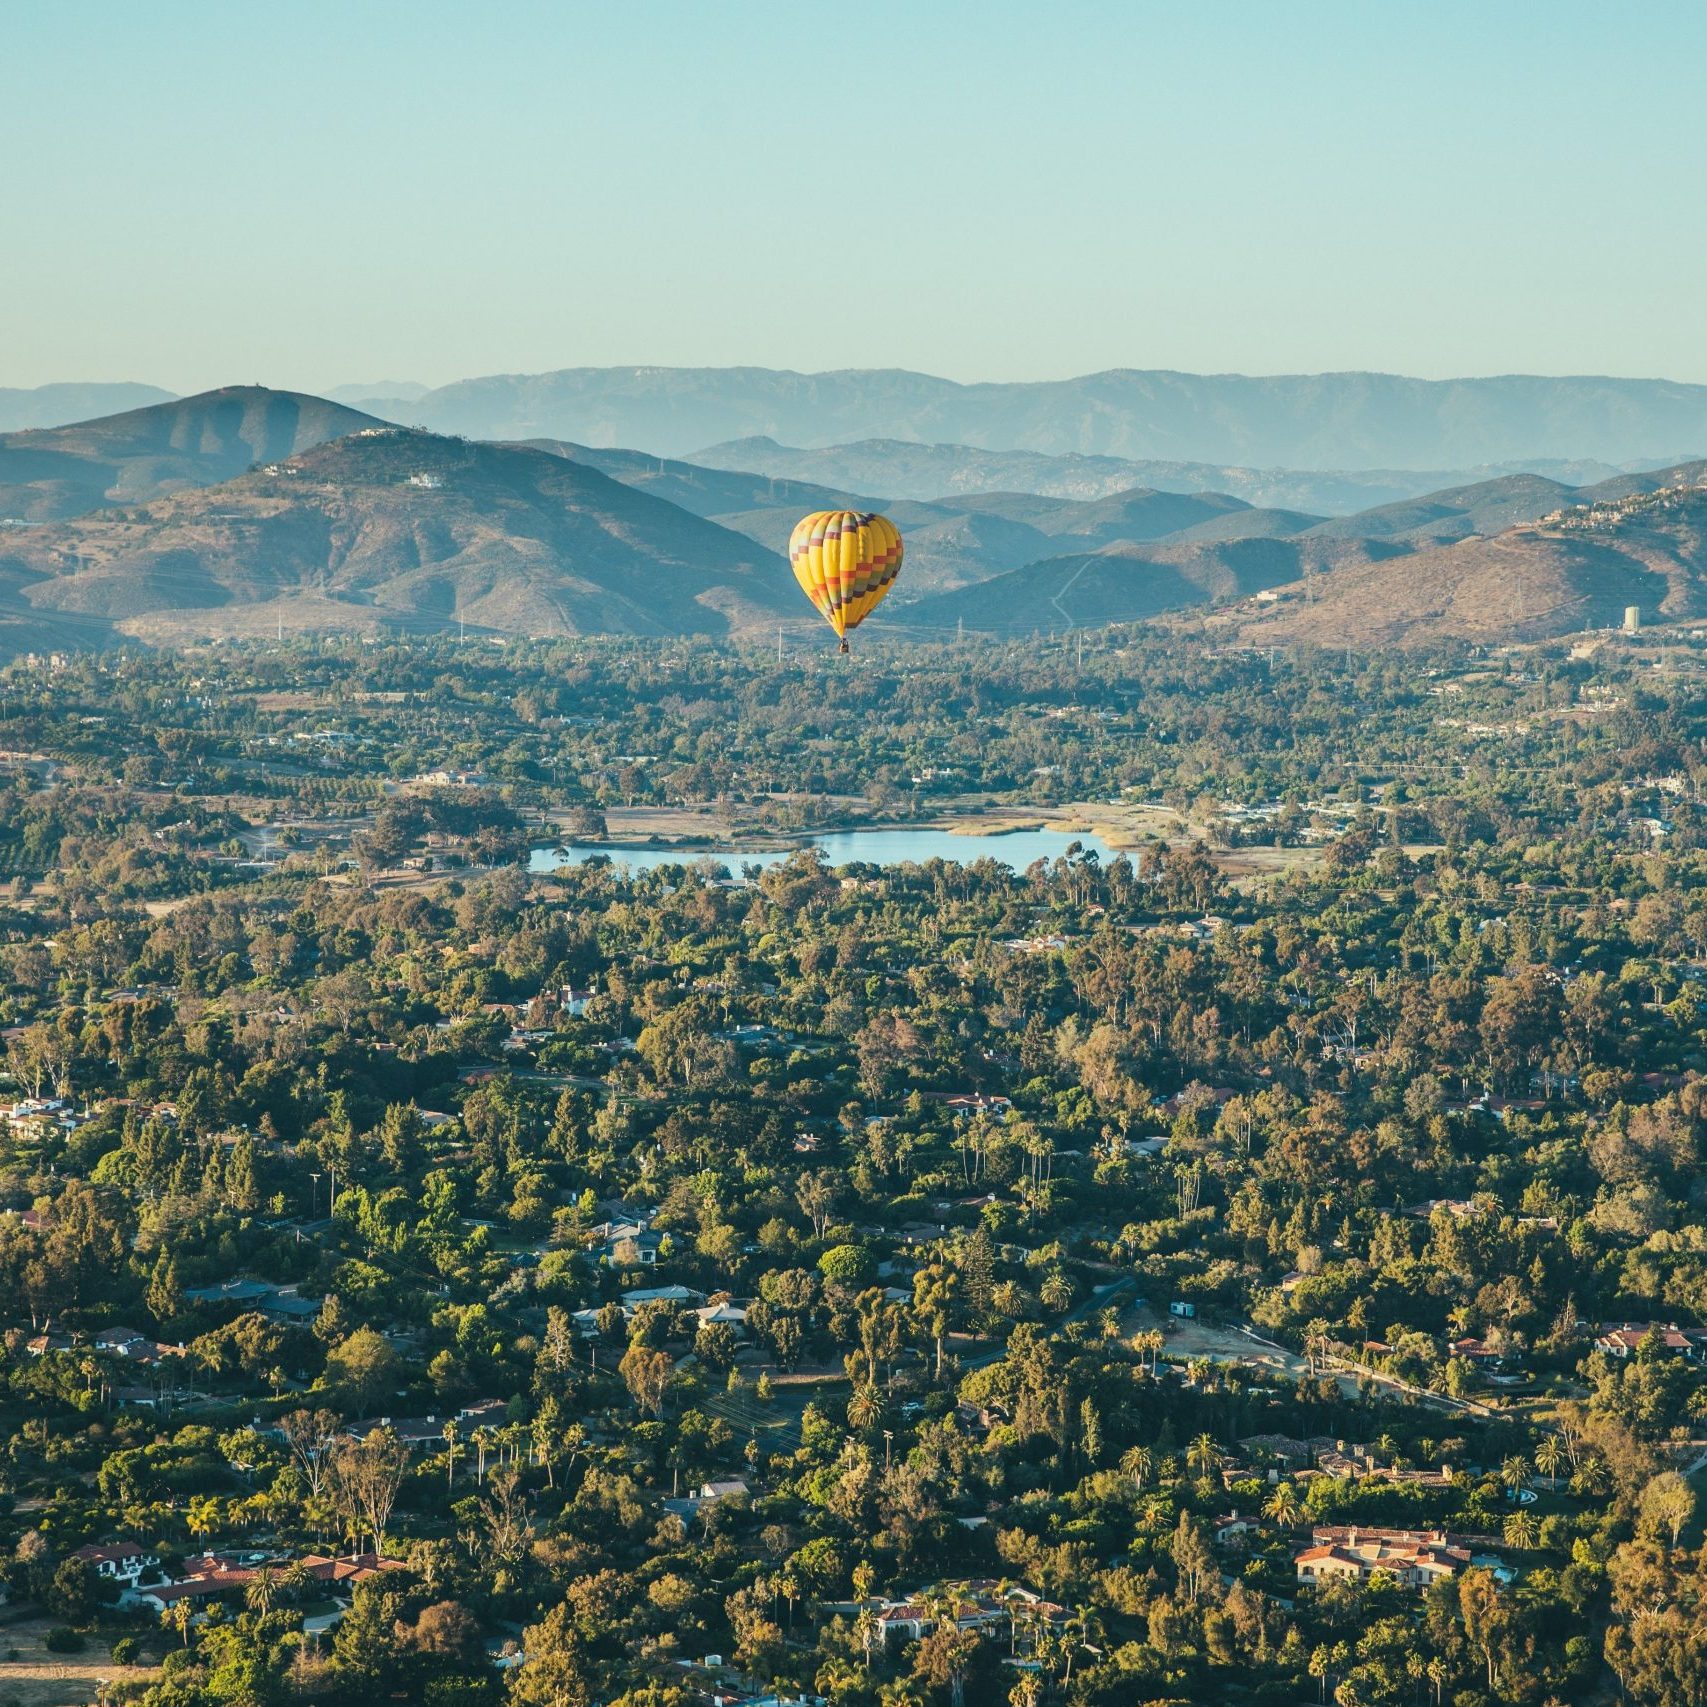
[1131,1328,1164,1376]
[1534,1436,1564,1482]
[1427,1655,1449,1707]
[1499,1454,1530,1499]
[163,1597,193,1649]
[853,1606,881,1670]
[816,1654,863,1701]
[1303,1318,1332,1377]
[847,1384,883,1431]
[1008,1673,1044,1707]
[442,1419,460,1489]
[1308,1643,1332,1704]
[245,1567,277,1616]
[1186,1431,1219,1481]
[1503,1509,1538,1550]
[1147,1328,1166,1375]
[1119,1443,1153,1490]
[1263,1480,1300,1525]
[186,1493,220,1551]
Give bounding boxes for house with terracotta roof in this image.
[127,1552,405,1615]
[1594,1322,1706,1360]
[1294,1526,1469,1590]
[299,1552,407,1586]
[126,1565,257,1611]
[870,1581,1068,1646]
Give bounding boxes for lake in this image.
[529,824,1120,875]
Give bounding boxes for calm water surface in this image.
[529,825,1118,875]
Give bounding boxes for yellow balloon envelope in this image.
[788,510,903,651]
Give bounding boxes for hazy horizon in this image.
[23,359,1707,403]
[9,0,1707,395]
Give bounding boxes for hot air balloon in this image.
[788,510,903,652]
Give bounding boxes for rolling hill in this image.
[350,365,1707,469]
[0,427,798,646]
[0,387,381,522]
[518,443,1294,597]
[900,472,1707,642]
[1301,473,1579,544]
[517,440,872,522]
[896,537,1381,635]
[1234,482,1707,647]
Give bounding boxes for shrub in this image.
[44,1627,86,1654]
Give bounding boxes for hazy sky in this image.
[7,0,1707,393]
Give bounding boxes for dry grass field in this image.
[0,1616,158,1707]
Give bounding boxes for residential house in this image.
[622,1284,703,1309]
[590,1222,664,1266]
[126,1558,258,1612]
[182,1278,320,1324]
[70,1541,159,1587]
[697,1478,750,1503]
[872,1582,1067,1647]
[300,1552,407,1587]
[1594,1322,1707,1360]
[1213,1513,1258,1549]
[693,1301,749,1330]
[1295,1527,1470,1590]
[938,1093,1013,1120]
[344,1398,506,1451]
[95,1327,165,1362]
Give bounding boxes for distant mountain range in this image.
[333,365,1707,470]
[0,383,177,434]
[1,385,1706,654]
[686,436,1629,515]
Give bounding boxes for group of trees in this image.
[0,634,1704,1703]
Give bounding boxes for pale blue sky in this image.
[6,0,1706,392]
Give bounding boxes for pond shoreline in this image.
[529,819,1129,875]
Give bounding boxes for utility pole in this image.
[777,625,783,664]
